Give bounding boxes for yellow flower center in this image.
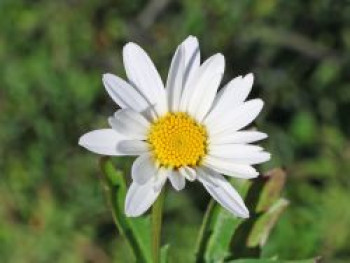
[148,112,208,168]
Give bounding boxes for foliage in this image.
[100,159,314,263]
[0,0,349,262]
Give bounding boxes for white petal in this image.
[141,104,159,122]
[206,99,264,135]
[209,144,263,159]
[206,73,254,123]
[182,36,200,86]
[153,168,170,192]
[123,43,167,116]
[166,36,201,112]
[230,151,271,165]
[125,174,166,217]
[203,156,259,179]
[168,170,186,191]
[166,44,185,112]
[108,109,150,140]
[180,54,225,121]
[209,151,271,165]
[196,167,222,187]
[117,140,149,155]
[211,76,242,106]
[198,171,249,218]
[179,166,197,181]
[209,131,268,145]
[78,129,127,156]
[102,73,149,112]
[132,153,156,185]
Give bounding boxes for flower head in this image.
[79,36,270,218]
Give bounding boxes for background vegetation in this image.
[1,0,349,262]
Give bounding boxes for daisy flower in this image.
[79,36,270,218]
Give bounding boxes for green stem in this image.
[151,189,166,263]
[195,199,218,263]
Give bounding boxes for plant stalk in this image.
[151,189,166,263]
[195,199,217,263]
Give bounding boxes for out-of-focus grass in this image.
[0,0,349,262]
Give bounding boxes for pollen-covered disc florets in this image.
[148,112,207,168]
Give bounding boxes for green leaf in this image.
[99,157,152,263]
[248,199,289,247]
[206,207,242,261]
[256,169,286,212]
[194,179,251,263]
[160,244,170,263]
[229,169,287,260]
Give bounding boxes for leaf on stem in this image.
[228,168,288,260]
[160,244,170,263]
[247,198,289,247]
[99,157,152,263]
[195,179,251,262]
[256,169,286,213]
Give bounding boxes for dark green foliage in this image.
[0,0,349,262]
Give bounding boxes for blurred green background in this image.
[1,0,350,262]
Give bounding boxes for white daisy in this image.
[79,36,270,218]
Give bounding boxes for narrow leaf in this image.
[195,179,251,262]
[160,244,170,263]
[248,199,289,247]
[99,157,152,263]
[229,169,287,260]
[256,169,286,213]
